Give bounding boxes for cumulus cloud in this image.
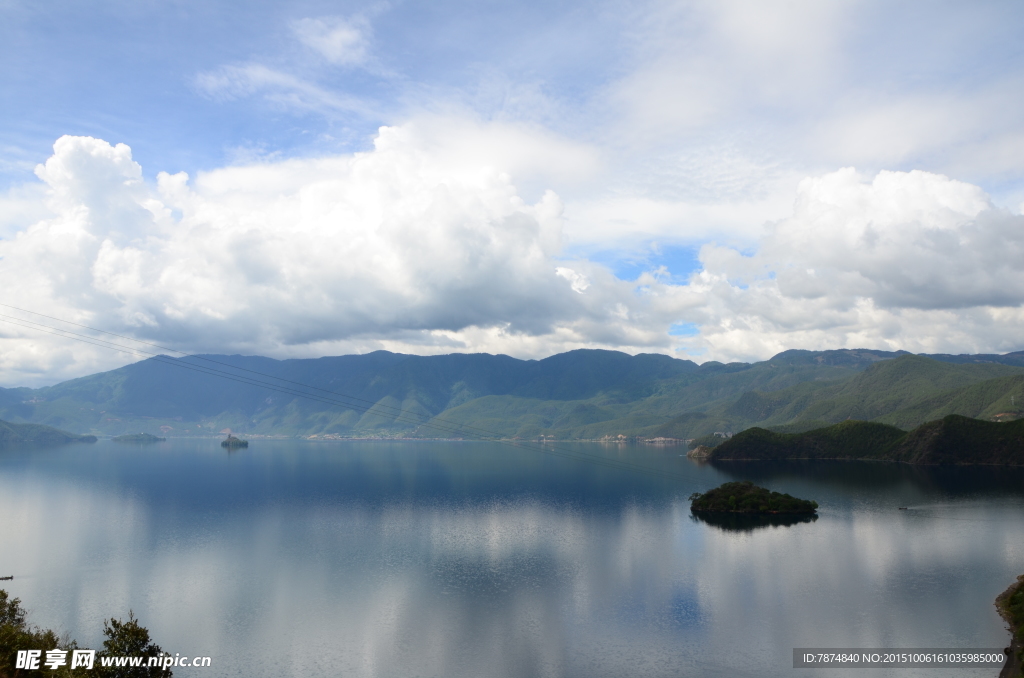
[681,168,1024,361]
[1,128,1022,386]
[0,129,675,385]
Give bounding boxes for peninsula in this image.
[0,419,97,448]
[112,433,166,443]
[708,415,1024,465]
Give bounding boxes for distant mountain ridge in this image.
[0,348,1022,439]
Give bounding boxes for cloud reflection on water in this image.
[0,443,1022,677]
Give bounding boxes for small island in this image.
[221,434,248,448]
[111,433,166,443]
[689,480,818,514]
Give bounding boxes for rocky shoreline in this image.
[997,574,1024,678]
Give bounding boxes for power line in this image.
[0,306,691,482]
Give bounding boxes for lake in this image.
[1,439,1022,677]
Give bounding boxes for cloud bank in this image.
[690,168,1024,359]
[0,130,665,384]
[0,130,1022,386]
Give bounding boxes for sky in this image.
[1,0,1024,386]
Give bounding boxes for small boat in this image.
[0,575,12,581]
[898,507,908,510]
[221,435,249,448]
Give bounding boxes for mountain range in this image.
[0,348,1022,439]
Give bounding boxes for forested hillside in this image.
[709,416,1024,466]
[0,348,1021,439]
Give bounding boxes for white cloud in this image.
[2,130,1023,386]
[192,14,381,121]
[609,0,852,142]
[0,182,49,240]
[291,16,371,66]
[194,63,372,116]
[805,83,1024,173]
[555,267,589,293]
[596,0,1024,211]
[0,130,670,385]
[676,168,1024,362]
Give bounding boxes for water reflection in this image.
[0,441,1022,678]
[690,511,818,532]
[711,459,1024,496]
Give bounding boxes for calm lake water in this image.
[1,439,1022,677]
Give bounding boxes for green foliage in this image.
[96,612,169,677]
[1,348,1022,441]
[0,591,26,628]
[0,420,96,449]
[765,420,834,434]
[874,375,1024,429]
[0,590,169,678]
[996,575,1024,678]
[711,415,1024,465]
[726,387,816,421]
[735,356,1024,431]
[0,590,78,678]
[889,415,1024,465]
[689,481,817,514]
[1003,576,1024,644]
[710,421,907,461]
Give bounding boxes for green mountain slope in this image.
[0,348,902,438]
[888,415,1024,465]
[0,419,97,447]
[0,347,1021,439]
[710,415,1024,465]
[875,374,1024,428]
[724,355,1024,431]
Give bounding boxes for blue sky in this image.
[5,1,1022,196]
[2,0,622,179]
[2,0,1024,384]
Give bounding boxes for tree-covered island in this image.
[689,480,818,514]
